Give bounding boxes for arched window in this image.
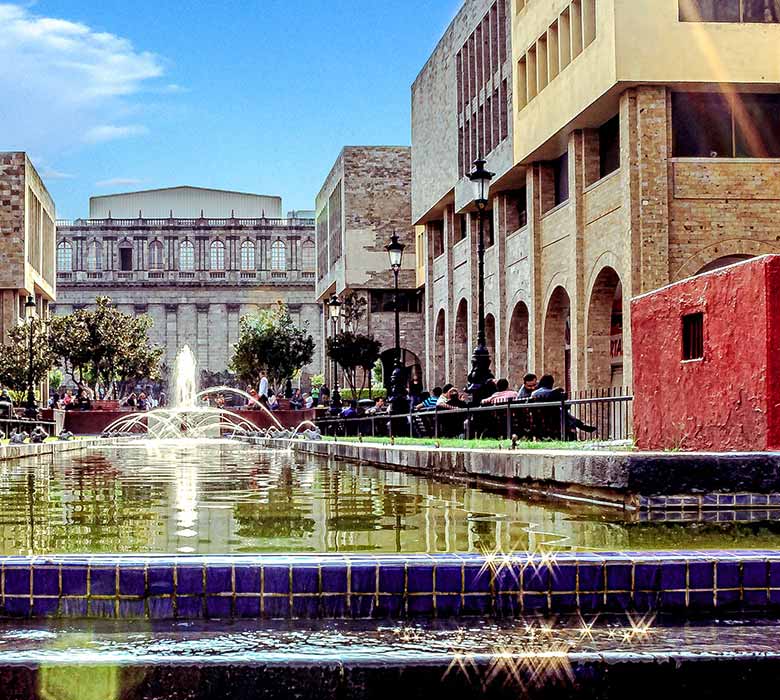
[271,240,286,271]
[149,241,164,270]
[301,240,315,271]
[179,240,195,271]
[210,240,225,271]
[86,240,102,272]
[240,240,256,271]
[57,241,72,272]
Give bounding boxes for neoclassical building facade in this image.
[55,188,322,381]
[413,0,780,393]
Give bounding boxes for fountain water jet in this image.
[103,346,265,439]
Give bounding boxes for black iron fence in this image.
[315,393,633,444]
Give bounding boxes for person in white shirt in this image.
[258,371,269,398]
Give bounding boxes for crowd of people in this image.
[318,372,597,440]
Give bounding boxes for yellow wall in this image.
[512,0,780,164]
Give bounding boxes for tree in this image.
[0,318,57,401]
[48,296,163,397]
[341,291,367,333]
[326,331,382,396]
[230,301,315,393]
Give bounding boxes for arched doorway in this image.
[507,301,529,387]
[453,299,469,386]
[696,255,752,275]
[433,310,446,387]
[543,287,571,391]
[485,314,496,372]
[379,348,423,394]
[586,267,623,390]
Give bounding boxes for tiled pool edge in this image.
[266,438,780,509]
[2,551,780,621]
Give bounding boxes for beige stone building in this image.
[315,147,425,390]
[0,152,56,339]
[55,187,322,382]
[414,0,780,393]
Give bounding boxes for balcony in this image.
[148,271,165,280]
[209,271,226,280]
[86,272,103,280]
[240,271,257,280]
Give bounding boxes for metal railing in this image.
[315,394,633,444]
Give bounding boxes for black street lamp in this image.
[385,231,408,414]
[24,296,38,419]
[466,156,495,404]
[327,294,343,412]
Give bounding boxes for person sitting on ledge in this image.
[531,375,596,436]
[366,397,387,415]
[517,373,538,400]
[416,387,442,411]
[0,389,13,418]
[268,393,280,411]
[58,430,74,441]
[481,378,519,406]
[340,400,359,419]
[437,384,454,407]
[440,387,468,410]
[76,389,92,412]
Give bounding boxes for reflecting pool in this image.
[1,440,780,555]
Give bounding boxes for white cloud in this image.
[0,3,165,151]
[38,166,75,180]
[95,177,143,188]
[84,124,149,143]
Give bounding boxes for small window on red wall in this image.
[682,312,704,360]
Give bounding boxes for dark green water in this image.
[0,441,778,555]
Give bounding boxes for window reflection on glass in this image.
[271,240,286,271]
[240,240,256,271]
[179,241,195,271]
[210,240,225,271]
[57,242,72,272]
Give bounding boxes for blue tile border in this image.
[2,552,780,621]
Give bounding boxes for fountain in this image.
[102,346,283,439]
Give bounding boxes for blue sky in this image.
[0,1,460,218]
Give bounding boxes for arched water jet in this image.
[196,386,284,430]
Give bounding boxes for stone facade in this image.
[55,215,322,383]
[315,147,425,388]
[413,0,780,394]
[0,152,56,340]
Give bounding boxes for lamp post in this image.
[466,157,495,404]
[327,294,343,412]
[24,296,37,419]
[385,231,408,414]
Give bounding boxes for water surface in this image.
[0,441,779,555]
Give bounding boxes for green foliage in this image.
[372,358,384,388]
[48,296,163,396]
[0,318,57,395]
[48,368,63,391]
[341,291,367,332]
[326,331,382,396]
[338,388,387,401]
[310,374,325,390]
[230,301,315,393]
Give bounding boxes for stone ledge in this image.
[0,439,100,463]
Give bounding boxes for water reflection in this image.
[0,441,779,555]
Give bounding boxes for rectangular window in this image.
[486,212,495,248]
[457,214,468,242]
[559,8,572,68]
[517,186,528,228]
[735,94,780,157]
[672,92,732,157]
[571,0,584,58]
[553,152,570,205]
[119,248,133,271]
[673,91,780,158]
[682,312,704,360]
[370,290,422,314]
[537,35,549,91]
[679,0,779,22]
[430,219,445,259]
[517,57,528,109]
[599,114,621,178]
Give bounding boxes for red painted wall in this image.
[632,255,780,452]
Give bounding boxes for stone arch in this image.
[585,266,623,390]
[543,286,572,391]
[507,301,530,387]
[453,299,469,386]
[675,239,780,281]
[433,309,447,387]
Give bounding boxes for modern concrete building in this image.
[0,152,56,339]
[55,188,322,382]
[315,147,425,389]
[413,0,780,393]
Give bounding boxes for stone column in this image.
[196,304,210,371]
[227,303,241,371]
[165,304,178,370]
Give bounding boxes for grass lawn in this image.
[322,435,634,451]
